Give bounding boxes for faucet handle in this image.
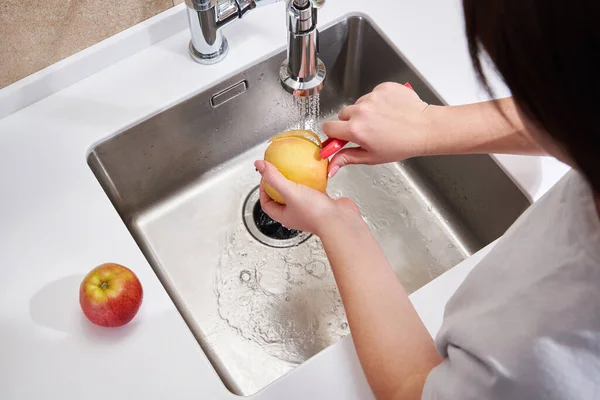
[291,0,323,8]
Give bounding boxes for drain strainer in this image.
[243,186,312,248]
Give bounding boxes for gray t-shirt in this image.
[423,171,600,400]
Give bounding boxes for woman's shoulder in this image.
[435,168,600,367]
[441,169,600,320]
[424,324,600,400]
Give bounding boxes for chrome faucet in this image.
[184,0,326,96]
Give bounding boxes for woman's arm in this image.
[319,213,442,400]
[423,97,543,157]
[254,160,442,400]
[323,84,545,177]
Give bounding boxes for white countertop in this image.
[0,1,569,399]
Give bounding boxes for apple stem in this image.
[99,281,109,290]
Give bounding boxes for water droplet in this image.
[305,260,326,278]
[239,270,252,282]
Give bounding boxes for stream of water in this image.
[288,93,321,132]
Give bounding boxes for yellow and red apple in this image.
[79,263,143,327]
[263,130,329,204]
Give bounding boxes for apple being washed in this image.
[79,263,143,327]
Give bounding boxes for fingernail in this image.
[254,160,266,173]
[328,165,340,179]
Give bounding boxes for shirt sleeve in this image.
[422,344,515,400]
[423,335,600,400]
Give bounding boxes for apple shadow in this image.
[29,274,139,342]
[79,313,140,344]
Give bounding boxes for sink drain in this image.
[243,186,312,248]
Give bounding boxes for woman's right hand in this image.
[323,82,439,178]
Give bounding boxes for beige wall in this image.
[0,0,186,89]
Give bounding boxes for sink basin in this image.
[88,15,530,395]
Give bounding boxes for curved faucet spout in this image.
[185,0,326,97]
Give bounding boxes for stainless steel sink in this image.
[88,15,530,396]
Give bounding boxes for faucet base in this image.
[189,39,229,65]
[279,58,326,97]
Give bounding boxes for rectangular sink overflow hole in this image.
[211,80,249,108]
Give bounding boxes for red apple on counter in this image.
[79,263,143,327]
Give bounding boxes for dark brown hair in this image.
[463,0,600,193]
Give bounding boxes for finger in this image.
[255,160,295,201]
[374,81,420,99]
[322,120,355,142]
[354,94,369,105]
[373,82,398,92]
[328,148,372,176]
[259,181,285,221]
[338,104,360,121]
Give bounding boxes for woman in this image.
[254,1,600,399]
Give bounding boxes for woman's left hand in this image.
[254,160,361,236]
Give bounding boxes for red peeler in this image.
[319,82,414,159]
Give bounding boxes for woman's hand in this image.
[324,87,543,178]
[254,160,361,236]
[323,82,437,178]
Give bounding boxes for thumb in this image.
[328,148,372,177]
[255,160,295,199]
